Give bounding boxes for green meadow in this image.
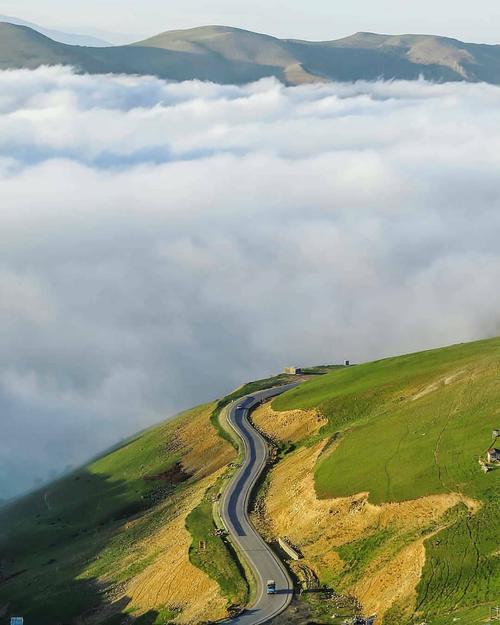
[0,405,216,625]
[273,337,500,623]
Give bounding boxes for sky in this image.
[2,68,500,500]
[0,0,499,43]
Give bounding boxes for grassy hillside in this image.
[135,26,296,66]
[0,371,301,625]
[324,32,500,83]
[270,338,500,624]
[3,22,500,85]
[1,339,498,625]
[0,23,92,70]
[0,23,278,83]
[0,15,111,46]
[0,402,241,625]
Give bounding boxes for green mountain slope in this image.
[0,15,111,46]
[323,32,500,82]
[2,22,500,85]
[0,340,498,625]
[272,337,500,624]
[0,23,283,83]
[0,402,243,625]
[134,25,296,66]
[0,23,93,70]
[0,372,295,625]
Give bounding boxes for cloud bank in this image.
[1,67,500,499]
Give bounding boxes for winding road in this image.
[219,384,298,625]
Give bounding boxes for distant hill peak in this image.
[0,22,53,42]
[135,24,283,48]
[0,14,111,46]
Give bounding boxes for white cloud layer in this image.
[1,66,500,499]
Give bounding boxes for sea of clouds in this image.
[1,66,500,499]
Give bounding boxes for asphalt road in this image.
[219,384,298,625]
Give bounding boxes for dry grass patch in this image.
[174,403,236,478]
[123,474,228,624]
[411,369,467,401]
[85,404,238,624]
[256,443,475,623]
[251,403,326,444]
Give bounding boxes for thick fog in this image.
[1,67,500,500]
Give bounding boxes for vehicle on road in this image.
[266,580,276,594]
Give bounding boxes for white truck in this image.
[266,579,276,594]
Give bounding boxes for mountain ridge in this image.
[0,14,111,46]
[2,22,500,84]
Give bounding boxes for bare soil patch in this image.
[256,442,476,623]
[251,403,326,444]
[143,462,191,484]
[411,369,467,401]
[124,475,228,624]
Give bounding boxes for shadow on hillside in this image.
[0,466,181,625]
[82,45,287,85]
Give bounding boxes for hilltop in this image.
[0,15,111,46]
[2,22,500,84]
[0,341,498,625]
[255,338,500,624]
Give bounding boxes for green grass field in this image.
[273,337,500,624]
[0,421,175,624]
[0,403,234,625]
[186,481,248,609]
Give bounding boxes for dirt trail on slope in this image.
[411,369,467,401]
[254,442,472,623]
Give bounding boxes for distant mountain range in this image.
[0,15,112,46]
[2,22,500,84]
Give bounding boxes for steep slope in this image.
[254,338,500,625]
[0,402,240,625]
[2,22,500,85]
[287,37,461,82]
[0,23,284,84]
[0,341,498,625]
[0,15,111,46]
[133,25,319,83]
[0,23,96,70]
[134,25,469,83]
[321,32,500,82]
[134,26,294,66]
[0,371,296,625]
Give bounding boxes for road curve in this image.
[219,384,298,625]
